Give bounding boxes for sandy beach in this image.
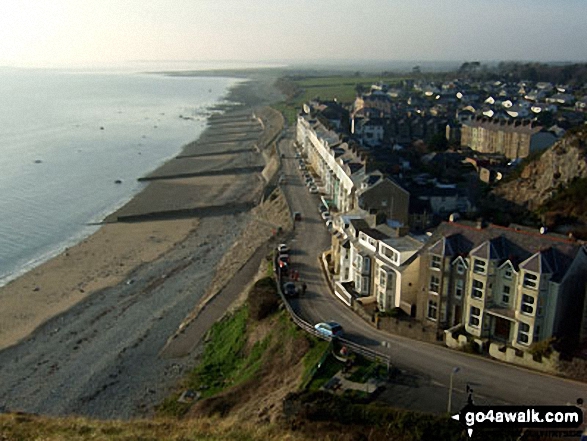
[0,73,286,418]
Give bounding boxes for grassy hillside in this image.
[0,275,521,440]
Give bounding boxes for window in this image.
[502,285,511,304]
[430,275,440,293]
[473,259,486,274]
[431,255,442,269]
[362,276,370,294]
[521,294,535,315]
[455,279,463,298]
[518,322,531,345]
[504,266,513,280]
[379,270,387,287]
[456,261,465,275]
[427,300,438,320]
[523,272,538,289]
[471,279,484,299]
[469,306,481,327]
[381,246,398,264]
[364,257,371,273]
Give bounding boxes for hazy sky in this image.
[1,0,586,68]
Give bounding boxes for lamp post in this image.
[448,366,460,413]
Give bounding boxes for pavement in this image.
[276,129,587,415]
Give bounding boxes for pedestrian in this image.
[294,270,300,282]
[301,282,307,296]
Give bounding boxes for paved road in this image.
[277,131,587,415]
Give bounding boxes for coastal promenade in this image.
[0,75,286,418]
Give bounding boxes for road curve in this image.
[277,130,587,414]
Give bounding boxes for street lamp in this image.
[447,366,460,413]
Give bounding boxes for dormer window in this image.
[431,255,442,270]
[473,259,486,274]
[456,261,465,275]
[504,266,513,280]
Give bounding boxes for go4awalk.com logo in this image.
[452,405,583,438]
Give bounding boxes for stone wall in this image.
[376,316,440,343]
[488,343,560,374]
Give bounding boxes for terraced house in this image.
[297,112,357,212]
[420,221,587,351]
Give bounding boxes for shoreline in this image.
[0,72,286,418]
[0,74,272,350]
[0,72,240,289]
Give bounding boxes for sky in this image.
[1,0,586,69]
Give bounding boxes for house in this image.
[546,93,575,106]
[460,117,556,160]
[356,176,410,225]
[576,97,587,111]
[417,221,587,350]
[331,214,424,311]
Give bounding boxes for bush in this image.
[248,277,279,321]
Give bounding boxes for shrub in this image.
[248,277,278,321]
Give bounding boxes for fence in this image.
[275,270,391,366]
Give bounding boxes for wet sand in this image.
[0,73,285,418]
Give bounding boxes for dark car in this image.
[283,282,298,297]
[293,212,302,221]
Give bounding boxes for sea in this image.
[0,62,255,286]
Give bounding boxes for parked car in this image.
[309,186,318,194]
[293,211,302,221]
[314,322,344,338]
[277,243,289,254]
[278,254,290,265]
[321,211,331,220]
[277,259,289,276]
[319,204,328,213]
[283,282,298,297]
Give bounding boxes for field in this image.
[274,74,405,125]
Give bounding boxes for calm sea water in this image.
[0,67,241,285]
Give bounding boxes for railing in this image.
[275,271,391,366]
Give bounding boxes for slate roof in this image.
[423,222,583,282]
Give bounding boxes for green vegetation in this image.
[300,339,331,389]
[158,277,329,418]
[273,74,404,125]
[286,391,522,441]
[158,305,259,417]
[347,357,388,383]
[304,352,344,392]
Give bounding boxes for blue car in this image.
[314,321,344,338]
